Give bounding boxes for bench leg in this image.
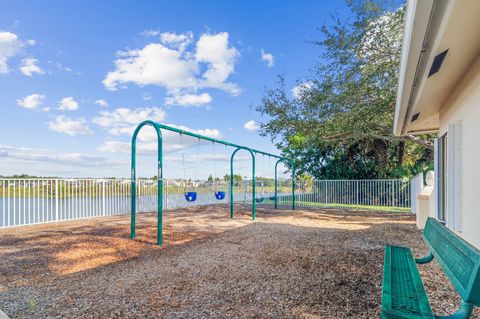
[415,252,434,264]
[434,300,474,319]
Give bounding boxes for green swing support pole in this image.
[131,120,294,246]
[131,121,163,245]
[230,147,256,220]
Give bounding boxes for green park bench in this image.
[381,217,480,319]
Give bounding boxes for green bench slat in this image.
[381,245,434,319]
[423,218,480,305]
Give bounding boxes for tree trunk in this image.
[397,141,404,165]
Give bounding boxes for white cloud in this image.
[261,49,274,68]
[0,144,122,168]
[165,92,212,106]
[58,97,79,111]
[195,32,240,94]
[17,93,46,109]
[103,42,198,91]
[0,31,22,74]
[92,106,223,157]
[130,123,222,150]
[103,31,240,105]
[97,139,178,154]
[95,98,108,107]
[96,114,222,155]
[19,58,44,76]
[291,81,313,99]
[160,31,193,53]
[55,62,82,75]
[97,137,236,162]
[243,120,260,131]
[141,29,161,37]
[92,107,167,135]
[48,115,93,136]
[96,140,130,153]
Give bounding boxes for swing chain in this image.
[212,141,217,185]
[195,138,200,182]
[180,133,187,189]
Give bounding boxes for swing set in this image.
[130,120,295,245]
[179,135,227,203]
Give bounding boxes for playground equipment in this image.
[130,120,295,245]
[184,191,197,202]
[214,191,225,200]
[255,155,266,203]
[180,134,199,202]
[256,154,278,203]
[267,156,276,201]
[212,142,226,200]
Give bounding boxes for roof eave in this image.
[394,0,435,136]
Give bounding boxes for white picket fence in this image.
[0,178,411,228]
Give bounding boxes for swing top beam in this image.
[135,120,291,163]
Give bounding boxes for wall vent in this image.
[411,113,420,122]
[428,50,448,77]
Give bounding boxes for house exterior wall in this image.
[438,53,480,248]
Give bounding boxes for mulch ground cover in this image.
[0,204,478,318]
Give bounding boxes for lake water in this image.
[0,191,290,227]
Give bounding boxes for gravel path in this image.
[0,205,478,318]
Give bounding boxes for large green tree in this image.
[257,0,433,180]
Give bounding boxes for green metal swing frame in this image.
[130,120,295,245]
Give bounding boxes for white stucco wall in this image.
[438,53,480,248]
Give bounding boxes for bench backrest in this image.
[423,217,480,305]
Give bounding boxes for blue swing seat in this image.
[255,197,265,203]
[214,191,225,200]
[184,191,197,202]
[269,196,276,201]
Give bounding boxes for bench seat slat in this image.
[382,245,434,319]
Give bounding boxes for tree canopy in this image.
[257,0,433,180]
[223,174,243,182]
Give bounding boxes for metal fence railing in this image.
[290,179,411,210]
[0,178,411,228]
[0,178,266,228]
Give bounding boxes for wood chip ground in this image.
[0,204,478,318]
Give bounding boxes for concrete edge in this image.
[0,309,9,319]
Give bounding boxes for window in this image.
[437,133,447,222]
[435,121,462,230]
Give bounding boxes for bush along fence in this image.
[0,178,411,228]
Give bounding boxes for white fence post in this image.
[55,179,59,221]
[356,180,359,206]
[102,180,106,216]
[410,173,424,214]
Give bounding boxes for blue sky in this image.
[0,0,349,179]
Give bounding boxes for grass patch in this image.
[259,198,411,212]
[292,201,411,212]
